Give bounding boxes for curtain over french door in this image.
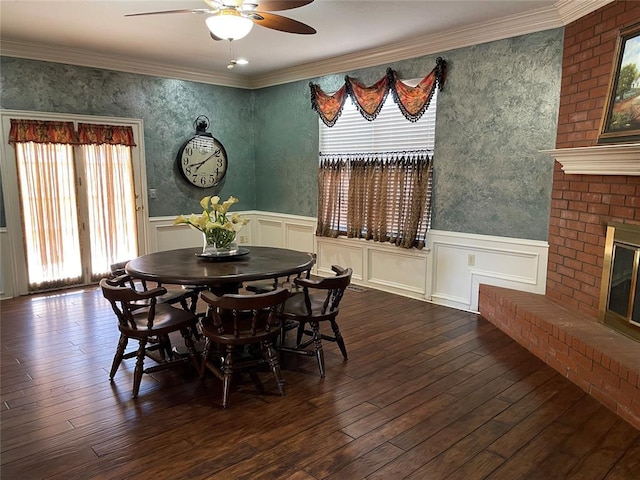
[1,112,149,295]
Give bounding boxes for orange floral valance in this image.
[310,57,447,127]
[346,74,390,121]
[9,120,137,147]
[78,123,136,146]
[9,119,78,144]
[309,83,348,127]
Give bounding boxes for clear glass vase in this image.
[202,230,238,256]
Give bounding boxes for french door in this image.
[1,111,149,296]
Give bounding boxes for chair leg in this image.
[158,334,173,361]
[331,320,348,360]
[262,341,285,396]
[110,334,128,380]
[221,346,234,408]
[296,320,306,346]
[310,322,325,378]
[181,327,200,371]
[199,339,212,379]
[132,340,147,399]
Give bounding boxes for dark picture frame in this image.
[598,23,640,144]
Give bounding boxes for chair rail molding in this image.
[541,143,640,175]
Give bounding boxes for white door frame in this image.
[0,109,150,297]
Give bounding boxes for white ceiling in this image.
[0,0,610,89]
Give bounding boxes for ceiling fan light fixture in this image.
[205,10,253,41]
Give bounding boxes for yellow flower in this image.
[174,195,250,249]
[199,196,211,210]
[173,214,188,225]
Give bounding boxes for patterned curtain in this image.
[317,158,349,237]
[9,119,77,144]
[345,75,390,121]
[78,123,136,146]
[317,151,432,249]
[388,56,446,122]
[310,57,446,126]
[310,84,348,127]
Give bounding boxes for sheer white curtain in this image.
[81,143,138,279]
[14,142,83,287]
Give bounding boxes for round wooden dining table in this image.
[125,246,315,295]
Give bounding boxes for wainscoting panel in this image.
[316,239,364,283]
[0,212,547,306]
[428,229,548,312]
[285,223,315,253]
[151,220,201,252]
[314,236,429,299]
[254,219,284,247]
[367,247,428,296]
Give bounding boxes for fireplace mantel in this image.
[541,143,640,175]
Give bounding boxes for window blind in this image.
[320,88,437,153]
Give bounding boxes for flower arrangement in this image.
[174,195,249,254]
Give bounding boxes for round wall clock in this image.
[177,116,228,188]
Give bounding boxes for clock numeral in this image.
[183,157,189,165]
[185,166,192,175]
[185,146,193,156]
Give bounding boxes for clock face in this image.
[178,135,228,188]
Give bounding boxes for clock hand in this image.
[188,149,221,172]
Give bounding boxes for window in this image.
[317,88,436,249]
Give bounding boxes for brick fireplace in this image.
[479,1,640,431]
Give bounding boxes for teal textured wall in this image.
[0,58,255,218]
[1,28,562,240]
[254,29,563,239]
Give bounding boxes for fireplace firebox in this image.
[599,222,640,341]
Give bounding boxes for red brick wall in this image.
[556,0,640,148]
[546,1,640,317]
[479,285,640,431]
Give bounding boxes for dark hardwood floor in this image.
[1,284,639,479]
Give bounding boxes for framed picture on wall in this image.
[598,23,640,144]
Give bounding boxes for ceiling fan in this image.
[125,0,317,41]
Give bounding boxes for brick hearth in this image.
[479,284,640,431]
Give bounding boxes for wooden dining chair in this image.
[100,276,200,399]
[199,287,290,408]
[278,265,352,377]
[110,260,203,314]
[244,253,316,295]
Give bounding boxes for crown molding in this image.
[0,40,254,89]
[0,0,614,90]
[541,144,640,175]
[554,0,613,25]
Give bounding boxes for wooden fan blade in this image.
[125,9,214,17]
[252,11,316,34]
[252,0,314,12]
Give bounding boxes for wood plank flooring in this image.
[1,285,639,479]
